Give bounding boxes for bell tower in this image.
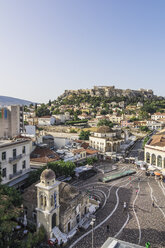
[35,169,60,237]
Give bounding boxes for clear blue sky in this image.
[0,0,165,103]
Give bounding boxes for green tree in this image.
[48,161,76,177]
[87,157,98,165]
[0,185,22,248]
[140,126,149,132]
[36,104,50,117]
[48,99,52,106]
[97,119,113,128]
[100,109,108,115]
[79,130,91,140]
[70,129,77,133]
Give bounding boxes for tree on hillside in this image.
[97,119,113,128]
[48,100,52,106]
[139,126,149,132]
[36,104,50,117]
[100,109,108,115]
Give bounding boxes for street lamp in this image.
[90,218,96,248]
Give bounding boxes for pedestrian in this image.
[106,224,110,232]
[136,189,138,195]
[152,200,154,207]
[123,202,127,212]
[130,183,132,188]
[145,241,151,248]
[60,239,63,247]
[138,177,140,181]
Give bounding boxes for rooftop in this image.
[0,138,30,148]
[96,126,113,133]
[101,238,144,248]
[30,147,60,163]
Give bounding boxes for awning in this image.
[154,171,161,176]
[8,172,30,187]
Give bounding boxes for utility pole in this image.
[90,218,96,248]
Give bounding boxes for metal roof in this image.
[101,238,144,248]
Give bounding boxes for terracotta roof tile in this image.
[30,147,60,163]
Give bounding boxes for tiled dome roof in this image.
[41,169,55,180]
[97,125,112,133]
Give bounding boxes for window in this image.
[51,195,54,206]
[13,149,16,158]
[2,168,6,177]
[44,196,47,207]
[22,160,26,169]
[40,195,43,206]
[22,146,26,154]
[13,164,17,174]
[2,152,6,160]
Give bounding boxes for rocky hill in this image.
[59,85,156,100]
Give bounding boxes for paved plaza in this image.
[67,163,165,248]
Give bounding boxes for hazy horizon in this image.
[0,0,165,103]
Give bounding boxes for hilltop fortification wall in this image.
[61,86,154,99]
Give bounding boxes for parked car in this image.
[48,238,58,246]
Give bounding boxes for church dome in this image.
[97,125,112,133]
[41,169,55,180]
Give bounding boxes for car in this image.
[48,238,58,246]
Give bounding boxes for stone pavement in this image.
[67,163,165,248]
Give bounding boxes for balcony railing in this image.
[9,170,22,179]
[9,154,22,163]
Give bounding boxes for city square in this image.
[67,163,165,248]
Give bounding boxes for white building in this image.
[151,112,165,121]
[145,130,165,169]
[38,116,56,126]
[52,112,70,124]
[89,126,123,153]
[137,102,143,107]
[0,105,24,138]
[0,138,31,186]
[146,120,165,130]
[108,114,123,123]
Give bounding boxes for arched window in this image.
[44,196,47,207]
[113,143,116,152]
[51,195,54,206]
[40,195,43,206]
[151,154,156,165]
[157,156,162,168]
[52,213,56,229]
[146,152,150,163]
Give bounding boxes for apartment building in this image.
[0,138,31,186]
[151,112,165,121]
[0,105,24,138]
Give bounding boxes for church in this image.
[23,168,98,243]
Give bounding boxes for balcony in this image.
[9,154,22,163]
[9,170,22,180]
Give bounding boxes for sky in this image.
[0,0,165,103]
